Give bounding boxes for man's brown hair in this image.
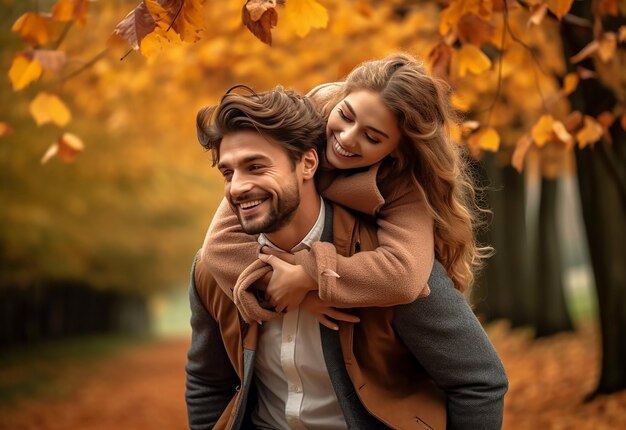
[196,85,325,167]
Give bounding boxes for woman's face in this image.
[325,89,402,170]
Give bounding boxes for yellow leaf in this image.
[598,32,616,63]
[468,127,500,152]
[531,114,555,147]
[12,12,51,46]
[29,92,72,127]
[140,28,182,59]
[547,0,574,19]
[576,115,603,148]
[8,54,43,91]
[283,0,329,38]
[456,44,491,77]
[511,133,533,173]
[551,120,573,147]
[562,73,578,95]
[52,0,89,27]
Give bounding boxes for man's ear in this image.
[301,148,318,180]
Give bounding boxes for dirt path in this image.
[1,325,625,429]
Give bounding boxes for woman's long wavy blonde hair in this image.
[323,53,491,292]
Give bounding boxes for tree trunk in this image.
[562,0,626,395]
[535,177,573,337]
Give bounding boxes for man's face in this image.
[217,130,301,235]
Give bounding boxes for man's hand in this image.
[300,292,360,330]
[258,251,316,313]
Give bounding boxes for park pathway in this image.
[1,324,626,429]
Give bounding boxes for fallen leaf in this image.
[456,44,492,77]
[52,0,89,27]
[531,114,555,147]
[8,54,43,91]
[33,50,67,72]
[242,2,278,45]
[562,72,579,95]
[511,133,532,172]
[528,3,548,27]
[468,127,500,152]
[428,41,452,80]
[547,0,574,20]
[570,39,599,64]
[597,32,616,63]
[29,92,72,127]
[12,12,52,46]
[0,122,14,138]
[576,115,603,148]
[283,0,329,38]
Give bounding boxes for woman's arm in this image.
[200,198,261,297]
[294,182,435,307]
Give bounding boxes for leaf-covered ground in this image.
[1,323,625,430]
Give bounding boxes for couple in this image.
[186,54,508,430]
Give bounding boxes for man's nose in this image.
[229,172,253,198]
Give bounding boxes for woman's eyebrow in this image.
[344,100,390,139]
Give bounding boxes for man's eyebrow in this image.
[343,100,390,139]
[217,154,271,170]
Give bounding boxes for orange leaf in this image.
[42,133,84,164]
[547,0,574,20]
[0,122,15,138]
[242,2,277,45]
[456,44,492,77]
[511,133,532,172]
[531,114,555,147]
[8,54,43,91]
[468,127,500,152]
[428,41,452,80]
[576,115,603,148]
[110,2,156,51]
[598,32,616,63]
[52,0,89,27]
[528,3,548,27]
[29,92,72,127]
[12,12,52,46]
[33,50,67,72]
[562,73,579,95]
[457,13,495,46]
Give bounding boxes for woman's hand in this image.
[258,251,317,313]
[300,292,360,330]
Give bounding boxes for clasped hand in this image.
[257,247,359,330]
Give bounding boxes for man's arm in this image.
[185,255,239,430]
[393,261,508,430]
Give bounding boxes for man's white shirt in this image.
[251,198,348,430]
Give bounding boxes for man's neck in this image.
[264,192,322,251]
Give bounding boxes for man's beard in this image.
[230,180,300,235]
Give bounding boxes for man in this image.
[186,86,508,430]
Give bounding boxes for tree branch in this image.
[59,49,109,82]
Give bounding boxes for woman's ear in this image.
[301,148,319,180]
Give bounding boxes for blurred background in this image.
[1,0,625,428]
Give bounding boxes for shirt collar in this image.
[258,197,325,252]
